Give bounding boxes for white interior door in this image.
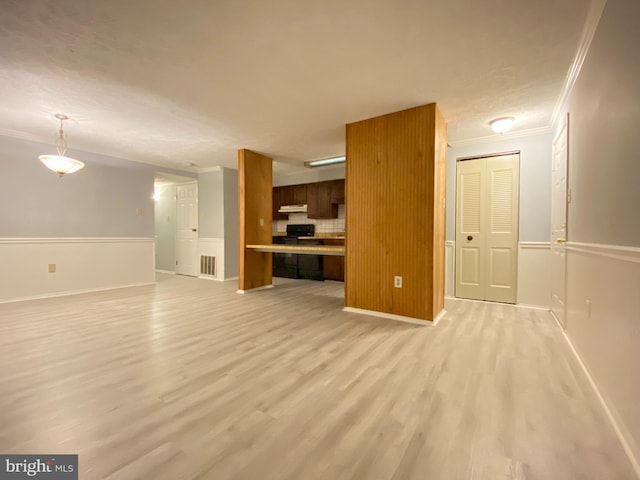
[551,116,569,327]
[456,154,519,303]
[455,159,485,300]
[176,182,199,277]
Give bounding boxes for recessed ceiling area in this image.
[0,0,591,173]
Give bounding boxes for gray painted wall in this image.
[0,135,195,238]
[223,168,239,278]
[274,165,345,187]
[563,0,640,467]
[197,167,239,278]
[446,133,552,242]
[198,169,225,239]
[567,0,640,247]
[154,183,176,271]
[1,136,156,237]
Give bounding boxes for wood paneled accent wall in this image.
[238,149,273,291]
[345,103,447,321]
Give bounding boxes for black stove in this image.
[273,224,323,280]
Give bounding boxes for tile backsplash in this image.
[275,205,345,233]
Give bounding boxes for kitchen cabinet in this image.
[279,185,294,206]
[323,239,345,281]
[273,179,344,220]
[307,181,338,219]
[273,186,293,220]
[329,179,345,204]
[272,187,282,220]
[273,185,296,220]
[292,184,307,205]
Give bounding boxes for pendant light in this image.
[39,114,85,177]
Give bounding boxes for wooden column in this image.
[238,149,273,291]
[345,103,447,322]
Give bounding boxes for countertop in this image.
[274,232,345,240]
[246,244,345,256]
[298,236,345,240]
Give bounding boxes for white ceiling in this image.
[0,0,591,174]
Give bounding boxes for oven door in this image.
[297,239,323,281]
[273,236,298,278]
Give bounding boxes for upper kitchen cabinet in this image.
[307,181,337,219]
[329,179,345,204]
[279,185,294,206]
[292,184,307,205]
[273,179,344,220]
[273,186,293,220]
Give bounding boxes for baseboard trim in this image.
[445,295,548,311]
[516,303,550,311]
[343,307,434,326]
[155,269,176,275]
[432,309,446,326]
[198,275,220,282]
[0,282,156,304]
[237,284,274,294]
[198,275,239,282]
[553,316,640,479]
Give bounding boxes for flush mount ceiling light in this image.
[304,155,346,168]
[489,116,515,134]
[39,114,84,177]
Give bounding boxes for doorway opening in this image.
[153,173,199,277]
[455,152,520,304]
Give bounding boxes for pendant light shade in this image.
[39,154,85,176]
[40,114,85,177]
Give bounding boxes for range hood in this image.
[278,204,308,213]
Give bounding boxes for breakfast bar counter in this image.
[246,244,345,256]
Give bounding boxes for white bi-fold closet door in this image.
[455,153,520,304]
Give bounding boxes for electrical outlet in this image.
[136,208,142,216]
[394,276,402,288]
[259,218,264,227]
[48,264,56,273]
[586,299,591,319]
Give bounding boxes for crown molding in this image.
[449,126,552,149]
[197,166,222,173]
[550,0,607,128]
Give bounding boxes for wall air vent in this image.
[200,256,216,277]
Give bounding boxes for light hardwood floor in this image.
[0,275,635,480]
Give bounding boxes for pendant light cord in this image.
[55,116,68,156]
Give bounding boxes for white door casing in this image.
[550,115,569,328]
[176,182,199,277]
[456,154,520,303]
